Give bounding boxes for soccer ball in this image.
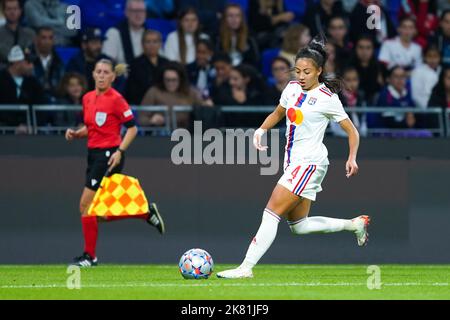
[178,248,214,279]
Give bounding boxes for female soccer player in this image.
[65,59,165,267]
[217,36,370,279]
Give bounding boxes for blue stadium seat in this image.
[146,19,177,42]
[284,0,306,21]
[262,47,281,78]
[55,47,80,66]
[226,0,249,13]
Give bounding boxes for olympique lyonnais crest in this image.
[308,97,317,105]
[95,111,107,127]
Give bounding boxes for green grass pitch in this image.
[0,264,449,300]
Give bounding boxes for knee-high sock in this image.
[81,216,98,258]
[240,208,281,270]
[288,216,355,235]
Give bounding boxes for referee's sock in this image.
[103,214,148,222]
[81,216,98,258]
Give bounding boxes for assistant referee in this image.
[65,59,165,267]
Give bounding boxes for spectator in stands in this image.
[0,4,5,27]
[145,0,175,19]
[174,0,226,38]
[212,64,264,106]
[0,45,45,133]
[331,66,368,136]
[374,66,416,129]
[302,0,345,37]
[324,42,340,77]
[55,72,87,126]
[248,0,295,50]
[399,0,439,49]
[164,7,209,65]
[216,3,260,68]
[428,66,450,108]
[186,39,215,101]
[140,62,205,128]
[67,28,111,91]
[378,16,423,72]
[279,24,311,66]
[327,15,352,67]
[429,9,450,67]
[24,0,77,46]
[348,35,384,104]
[349,0,396,48]
[210,52,232,95]
[126,30,169,105]
[264,56,291,105]
[411,45,441,109]
[102,0,147,65]
[0,0,35,68]
[30,27,65,104]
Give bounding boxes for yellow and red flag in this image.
[88,174,149,217]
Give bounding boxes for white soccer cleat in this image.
[216,267,253,279]
[352,215,371,246]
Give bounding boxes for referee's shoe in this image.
[71,252,98,267]
[147,203,166,234]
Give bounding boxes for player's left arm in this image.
[339,118,360,178]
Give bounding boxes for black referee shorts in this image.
[85,147,125,191]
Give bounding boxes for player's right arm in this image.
[65,125,88,141]
[253,104,285,151]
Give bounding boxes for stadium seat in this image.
[146,19,177,42]
[55,46,80,66]
[226,0,249,13]
[284,0,306,21]
[262,48,281,78]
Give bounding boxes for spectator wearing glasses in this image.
[264,56,292,104]
[140,62,204,128]
[102,0,147,65]
[125,30,169,105]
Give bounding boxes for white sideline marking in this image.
[0,282,448,289]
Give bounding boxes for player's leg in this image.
[217,184,301,279]
[287,197,370,246]
[72,187,99,267]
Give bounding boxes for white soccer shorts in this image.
[278,164,328,201]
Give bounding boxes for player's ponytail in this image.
[295,34,343,94]
[96,59,128,78]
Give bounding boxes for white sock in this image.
[288,216,355,235]
[239,208,280,270]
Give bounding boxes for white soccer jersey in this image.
[279,81,349,168]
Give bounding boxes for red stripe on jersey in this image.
[319,88,332,97]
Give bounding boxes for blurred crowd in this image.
[1,0,450,135]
